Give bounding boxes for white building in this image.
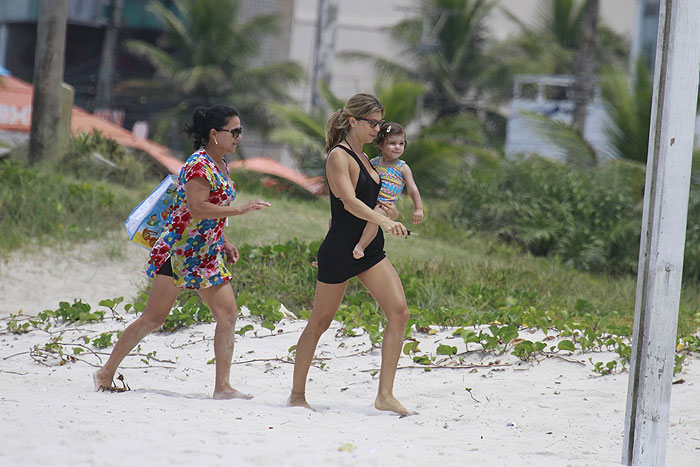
[288,0,642,106]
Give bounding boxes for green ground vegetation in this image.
[3,130,700,375]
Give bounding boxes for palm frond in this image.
[337,51,415,81]
[600,61,652,163]
[523,111,598,169]
[124,40,178,77]
[375,80,427,124]
[318,81,345,112]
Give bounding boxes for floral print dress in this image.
[146,149,236,289]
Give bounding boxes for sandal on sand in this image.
[93,372,131,393]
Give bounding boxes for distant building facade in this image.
[0,0,296,158]
[0,0,168,126]
[0,0,672,162]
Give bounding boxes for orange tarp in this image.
[0,75,322,195]
[0,75,183,174]
[70,107,183,174]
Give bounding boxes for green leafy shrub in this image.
[60,130,164,188]
[449,157,645,274]
[0,159,145,252]
[160,295,213,332]
[449,155,700,282]
[39,300,105,324]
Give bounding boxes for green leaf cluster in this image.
[449,156,645,274]
[161,295,212,332]
[40,300,105,324]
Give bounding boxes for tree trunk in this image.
[29,0,69,164]
[571,0,599,134]
[96,0,124,111]
[310,0,337,114]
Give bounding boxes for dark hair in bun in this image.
[183,105,239,150]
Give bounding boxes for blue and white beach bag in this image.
[124,175,177,249]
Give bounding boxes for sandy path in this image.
[0,241,698,466]
[0,239,147,318]
[0,316,698,466]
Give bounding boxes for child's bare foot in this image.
[93,369,113,391]
[375,394,413,416]
[352,244,365,259]
[213,387,254,400]
[287,391,316,411]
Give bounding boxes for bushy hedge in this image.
[0,159,143,252]
[448,156,700,279]
[60,130,165,188]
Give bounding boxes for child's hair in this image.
[183,105,239,150]
[324,93,385,153]
[375,122,407,149]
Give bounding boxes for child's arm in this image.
[401,164,424,224]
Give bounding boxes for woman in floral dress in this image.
[94,105,270,399]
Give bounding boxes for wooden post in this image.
[28,0,69,164]
[58,82,74,155]
[622,1,700,466]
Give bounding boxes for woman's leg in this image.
[93,274,178,390]
[353,205,386,259]
[357,258,411,415]
[196,282,251,400]
[289,280,348,410]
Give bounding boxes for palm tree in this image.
[341,0,496,121]
[267,82,341,176]
[483,0,628,103]
[571,0,600,132]
[120,0,302,148]
[526,60,652,167]
[600,60,653,164]
[269,78,497,194]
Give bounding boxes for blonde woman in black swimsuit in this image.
[288,93,411,415]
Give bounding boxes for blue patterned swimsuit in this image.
[370,157,406,204]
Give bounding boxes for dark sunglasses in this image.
[356,117,385,129]
[217,126,243,138]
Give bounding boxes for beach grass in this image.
[229,191,700,335]
[0,159,156,256]
[2,164,698,335]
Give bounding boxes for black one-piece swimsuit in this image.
[317,145,386,284]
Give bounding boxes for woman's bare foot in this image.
[375,394,412,416]
[352,244,365,259]
[212,387,254,400]
[93,369,113,391]
[287,391,316,411]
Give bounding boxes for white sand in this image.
[0,242,698,466]
[0,239,149,318]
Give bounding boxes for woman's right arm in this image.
[185,178,270,219]
[326,149,408,237]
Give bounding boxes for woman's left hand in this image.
[383,219,409,238]
[377,201,399,220]
[224,241,240,264]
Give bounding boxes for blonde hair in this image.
[324,93,385,154]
